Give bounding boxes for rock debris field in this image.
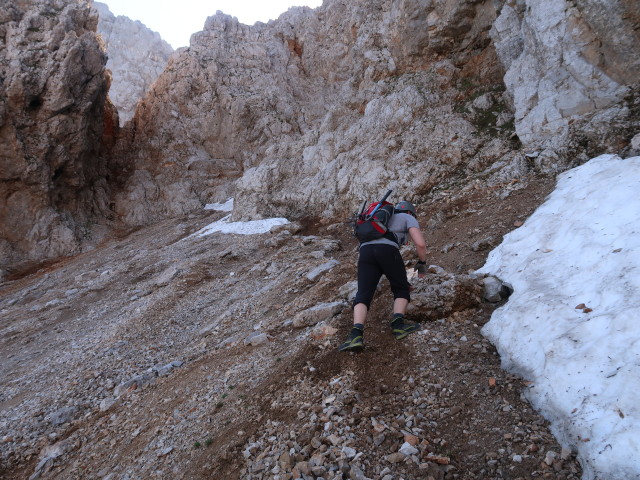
[0,177,583,479]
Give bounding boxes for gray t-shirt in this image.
[360,212,419,249]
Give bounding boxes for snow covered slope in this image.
[479,154,640,479]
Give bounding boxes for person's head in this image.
[395,201,416,217]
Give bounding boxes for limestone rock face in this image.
[492,0,640,171]
[0,0,114,275]
[4,0,639,272]
[113,0,511,224]
[95,2,173,125]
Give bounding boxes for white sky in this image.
[478,154,640,479]
[101,0,324,49]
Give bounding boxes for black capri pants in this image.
[353,243,411,309]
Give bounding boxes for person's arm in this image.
[408,227,427,262]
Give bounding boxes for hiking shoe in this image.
[338,327,364,352]
[391,316,420,339]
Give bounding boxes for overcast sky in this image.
[101,0,324,49]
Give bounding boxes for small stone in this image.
[155,363,176,377]
[326,434,341,446]
[199,323,218,336]
[293,461,310,476]
[423,454,450,465]
[244,332,268,346]
[471,236,496,252]
[399,442,419,456]
[441,243,457,253]
[483,276,505,302]
[341,446,357,458]
[404,434,420,446]
[311,325,338,340]
[48,407,78,426]
[158,446,173,457]
[294,301,345,328]
[386,452,406,463]
[513,454,523,463]
[349,464,366,480]
[544,451,558,465]
[279,452,292,469]
[311,465,327,476]
[374,434,386,446]
[99,398,116,412]
[373,422,386,433]
[306,260,340,281]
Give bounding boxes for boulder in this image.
[408,270,484,321]
[482,276,514,303]
[293,301,346,328]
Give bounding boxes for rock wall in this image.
[94,2,173,125]
[113,0,515,224]
[111,0,640,225]
[492,0,640,171]
[2,0,639,271]
[0,0,114,276]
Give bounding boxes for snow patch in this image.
[193,214,289,237]
[204,198,234,212]
[478,154,640,479]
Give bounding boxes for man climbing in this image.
[339,200,428,351]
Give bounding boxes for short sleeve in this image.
[406,215,419,230]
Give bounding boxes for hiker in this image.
[339,200,428,351]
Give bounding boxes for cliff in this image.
[111,0,639,226]
[112,0,512,224]
[2,0,638,272]
[0,0,116,279]
[492,0,640,170]
[94,2,173,125]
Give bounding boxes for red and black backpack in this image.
[353,190,398,244]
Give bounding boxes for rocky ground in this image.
[0,173,583,479]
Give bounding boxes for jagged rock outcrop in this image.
[111,0,639,225]
[492,0,640,171]
[0,0,114,277]
[3,0,639,273]
[94,2,173,125]
[112,0,514,225]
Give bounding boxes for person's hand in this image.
[414,260,427,278]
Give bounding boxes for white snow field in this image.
[479,154,640,479]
